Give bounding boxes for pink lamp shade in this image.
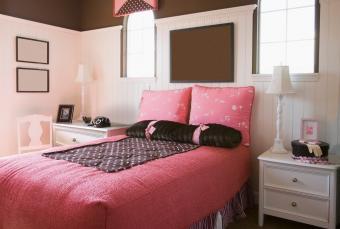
[114,0,158,17]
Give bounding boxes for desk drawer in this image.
[55,129,103,145]
[264,188,329,222]
[264,164,329,197]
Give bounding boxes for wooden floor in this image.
[228,207,322,229]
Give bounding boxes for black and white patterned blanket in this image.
[42,138,198,173]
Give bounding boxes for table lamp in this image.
[266,66,295,153]
[75,64,93,120]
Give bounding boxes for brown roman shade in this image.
[114,0,158,17]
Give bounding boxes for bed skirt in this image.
[189,182,252,229]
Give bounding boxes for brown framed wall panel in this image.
[170,23,234,83]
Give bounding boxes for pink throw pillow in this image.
[189,85,255,146]
[138,88,192,124]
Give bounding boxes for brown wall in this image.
[0,0,82,30]
[0,0,256,31]
[81,0,256,31]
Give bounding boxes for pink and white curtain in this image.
[114,0,158,17]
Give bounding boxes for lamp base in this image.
[269,138,288,154]
[78,84,86,122]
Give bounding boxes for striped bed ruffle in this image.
[189,182,251,229]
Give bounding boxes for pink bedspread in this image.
[0,136,250,229]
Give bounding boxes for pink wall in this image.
[0,14,81,156]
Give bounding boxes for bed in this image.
[0,135,250,229]
[0,85,254,229]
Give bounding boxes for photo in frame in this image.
[301,119,319,141]
[16,36,49,64]
[57,105,74,123]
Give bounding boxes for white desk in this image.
[53,122,129,146]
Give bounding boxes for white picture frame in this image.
[301,119,319,141]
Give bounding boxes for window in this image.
[122,10,155,78]
[255,0,320,74]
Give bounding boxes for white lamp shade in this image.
[75,64,93,83]
[266,66,295,95]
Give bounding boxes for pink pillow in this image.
[138,88,192,124]
[189,85,255,146]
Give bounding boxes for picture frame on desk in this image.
[301,119,319,141]
[57,105,74,123]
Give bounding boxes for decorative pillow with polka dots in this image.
[189,85,255,146]
[138,87,192,124]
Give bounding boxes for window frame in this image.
[121,11,157,79]
[253,0,320,75]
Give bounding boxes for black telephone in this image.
[88,116,111,128]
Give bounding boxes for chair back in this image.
[17,114,52,153]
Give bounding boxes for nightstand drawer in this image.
[264,164,329,197]
[55,129,102,145]
[264,188,329,222]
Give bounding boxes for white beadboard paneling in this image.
[80,2,340,190]
[325,0,340,148]
[249,82,262,191]
[291,83,305,140]
[250,82,264,158]
[302,82,316,119]
[262,82,275,148]
[313,77,328,141]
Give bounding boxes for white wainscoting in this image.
[80,1,340,189]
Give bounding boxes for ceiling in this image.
[0,0,257,31]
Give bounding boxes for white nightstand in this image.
[258,151,340,229]
[53,122,130,146]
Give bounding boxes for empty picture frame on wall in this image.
[16,36,49,64]
[16,68,49,93]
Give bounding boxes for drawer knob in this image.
[72,138,77,143]
[292,178,298,183]
[291,202,297,207]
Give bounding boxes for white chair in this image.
[17,115,53,154]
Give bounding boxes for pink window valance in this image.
[114,0,158,17]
